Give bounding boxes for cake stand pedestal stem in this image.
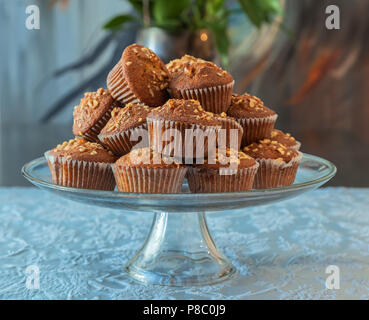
[125,211,236,286]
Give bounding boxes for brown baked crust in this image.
[48,138,116,163]
[120,44,169,107]
[193,149,256,169]
[147,99,221,127]
[215,112,243,127]
[227,93,276,119]
[167,55,233,92]
[99,103,153,135]
[72,88,120,136]
[270,129,299,148]
[213,112,243,148]
[115,147,185,169]
[243,138,299,163]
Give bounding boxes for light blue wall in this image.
[0,0,130,124]
[0,0,132,185]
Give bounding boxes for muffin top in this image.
[99,103,153,136]
[147,99,221,127]
[73,88,120,136]
[115,147,185,169]
[227,93,276,119]
[215,112,243,130]
[167,55,233,91]
[243,138,299,163]
[193,148,257,169]
[120,44,169,107]
[47,138,116,163]
[270,129,299,148]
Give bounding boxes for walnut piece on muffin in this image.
[228,93,275,118]
[148,99,221,126]
[270,129,301,150]
[167,55,233,90]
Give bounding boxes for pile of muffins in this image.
[45,44,302,194]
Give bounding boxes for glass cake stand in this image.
[22,153,336,287]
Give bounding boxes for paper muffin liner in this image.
[253,152,302,189]
[147,118,220,162]
[186,162,259,193]
[113,165,187,193]
[236,114,278,147]
[292,140,301,151]
[179,81,234,114]
[98,123,149,156]
[44,152,115,191]
[217,117,243,151]
[107,61,142,105]
[79,104,116,143]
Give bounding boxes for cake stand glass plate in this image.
[22,153,336,287]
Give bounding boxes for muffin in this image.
[45,138,116,190]
[98,103,152,156]
[186,149,259,193]
[73,88,121,143]
[243,138,302,189]
[227,93,278,147]
[270,129,301,150]
[215,112,243,151]
[146,99,221,162]
[113,147,187,193]
[107,44,169,107]
[167,55,234,114]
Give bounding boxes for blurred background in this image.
[1,0,368,186]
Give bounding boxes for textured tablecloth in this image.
[0,187,368,300]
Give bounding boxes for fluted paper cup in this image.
[147,118,219,163]
[44,152,115,190]
[179,81,234,114]
[292,140,301,151]
[107,61,141,105]
[217,117,243,150]
[113,166,187,193]
[253,152,302,189]
[186,162,259,193]
[98,123,149,156]
[236,114,278,147]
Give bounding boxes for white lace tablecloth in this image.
[0,187,368,299]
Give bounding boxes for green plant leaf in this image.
[103,14,135,30]
[205,0,226,18]
[152,0,191,28]
[125,0,144,15]
[238,0,281,28]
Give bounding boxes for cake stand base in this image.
[126,211,236,286]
